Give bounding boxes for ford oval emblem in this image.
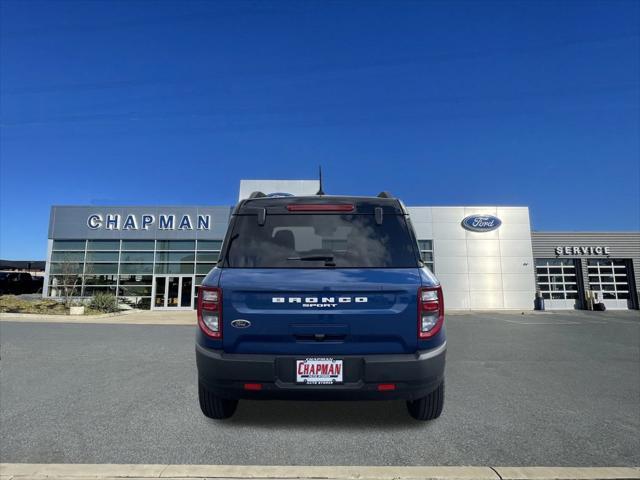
[461,214,502,232]
[231,319,251,329]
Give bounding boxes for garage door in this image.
[587,259,632,310]
[536,258,580,310]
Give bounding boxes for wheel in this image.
[198,381,238,419]
[406,381,444,421]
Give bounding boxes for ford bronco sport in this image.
[195,192,445,420]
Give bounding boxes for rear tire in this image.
[198,381,238,419]
[406,381,444,421]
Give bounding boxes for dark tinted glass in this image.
[154,263,194,274]
[87,240,120,250]
[225,214,418,268]
[119,263,154,274]
[119,275,153,285]
[196,252,219,262]
[198,240,223,250]
[86,252,119,262]
[120,252,154,263]
[51,251,85,262]
[418,240,433,251]
[156,240,195,250]
[84,263,118,274]
[121,240,155,250]
[52,240,85,251]
[84,275,117,285]
[155,252,195,262]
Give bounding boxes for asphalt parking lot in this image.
[1,311,638,467]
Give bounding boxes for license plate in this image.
[296,358,343,384]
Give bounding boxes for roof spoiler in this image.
[249,190,394,199]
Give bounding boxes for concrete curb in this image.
[1,464,638,480]
[0,311,194,325]
[0,310,133,320]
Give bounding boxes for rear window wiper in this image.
[287,255,334,262]
[287,255,336,266]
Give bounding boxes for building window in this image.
[587,259,630,300]
[535,258,579,300]
[48,238,223,309]
[418,240,435,273]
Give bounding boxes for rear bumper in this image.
[196,342,446,401]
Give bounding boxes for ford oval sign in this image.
[231,319,251,329]
[461,214,502,232]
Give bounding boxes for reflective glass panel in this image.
[154,277,166,307]
[119,275,153,285]
[196,252,219,263]
[155,252,195,262]
[85,263,118,274]
[87,240,120,250]
[167,277,179,307]
[181,277,193,307]
[119,285,153,296]
[121,240,155,250]
[52,240,86,251]
[198,240,223,251]
[50,262,83,274]
[49,275,82,286]
[84,286,117,296]
[86,252,119,262]
[156,240,195,250]
[120,252,154,263]
[418,240,433,251]
[84,275,117,285]
[119,263,154,274]
[196,263,215,275]
[51,251,85,262]
[155,263,194,274]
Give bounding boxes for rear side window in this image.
[224,214,418,268]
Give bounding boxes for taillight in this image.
[287,204,354,212]
[198,286,222,339]
[418,286,444,339]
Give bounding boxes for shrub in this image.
[89,293,119,313]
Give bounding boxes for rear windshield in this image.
[223,213,419,268]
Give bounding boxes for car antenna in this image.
[316,166,325,195]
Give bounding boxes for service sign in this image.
[555,246,611,256]
[461,214,502,232]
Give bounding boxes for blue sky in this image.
[1,0,638,260]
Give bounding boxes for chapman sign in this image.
[555,246,611,256]
[87,213,211,231]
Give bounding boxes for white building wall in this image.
[408,206,536,310]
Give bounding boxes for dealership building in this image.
[43,180,640,311]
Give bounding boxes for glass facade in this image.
[418,240,435,273]
[48,239,222,309]
[587,259,630,300]
[535,258,579,300]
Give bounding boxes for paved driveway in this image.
[1,311,638,466]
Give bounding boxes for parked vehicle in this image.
[195,192,446,420]
[0,272,42,295]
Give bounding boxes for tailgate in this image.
[220,268,420,355]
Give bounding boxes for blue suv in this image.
[196,193,446,420]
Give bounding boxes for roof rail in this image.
[248,191,267,199]
[377,191,394,199]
